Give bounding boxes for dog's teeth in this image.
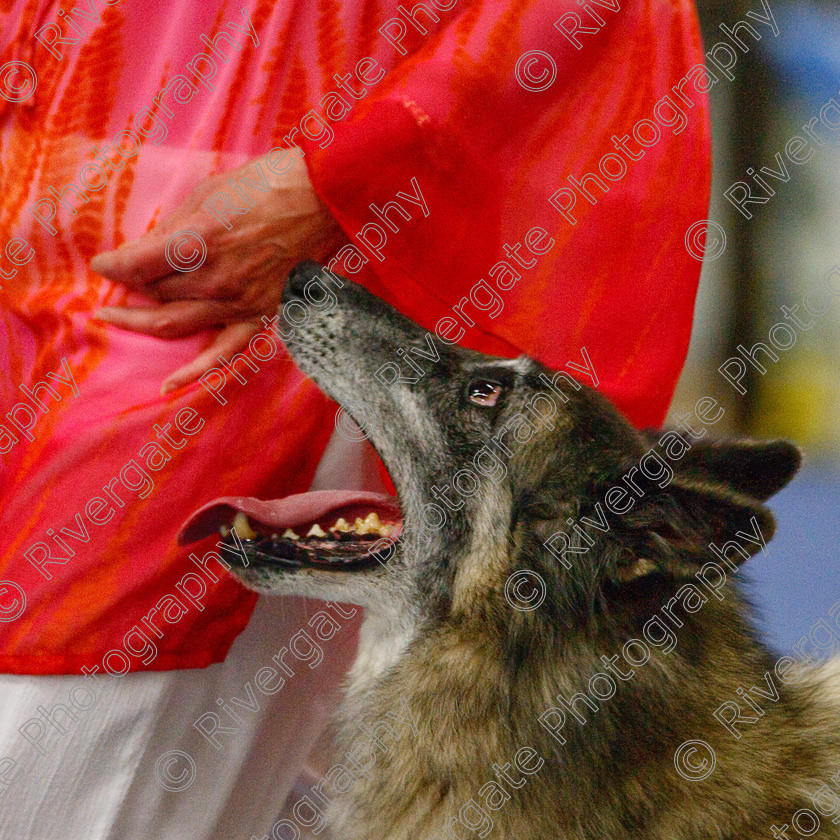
[354,517,370,534]
[282,529,300,540]
[354,512,383,535]
[379,524,393,538]
[219,525,230,538]
[232,511,257,541]
[306,523,327,538]
[332,517,351,532]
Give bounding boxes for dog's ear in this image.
[617,438,800,581]
[643,432,801,501]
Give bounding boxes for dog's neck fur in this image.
[328,579,840,840]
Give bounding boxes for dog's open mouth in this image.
[179,490,402,572]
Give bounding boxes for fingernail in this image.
[161,381,176,396]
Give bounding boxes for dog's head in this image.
[181,263,800,628]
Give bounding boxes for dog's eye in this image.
[467,380,503,407]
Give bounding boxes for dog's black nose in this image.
[283,261,323,303]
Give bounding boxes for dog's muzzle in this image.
[179,490,402,573]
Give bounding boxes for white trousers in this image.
[0,430,380,840]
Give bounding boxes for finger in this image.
[149,269,280,310]
[150,270,224,302]
[90,232,173,285]
[91,227,207,286]
[93,299,229,338]
[161,322,261,395]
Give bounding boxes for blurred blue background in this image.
[746,465,840,656]
[674,0,840,661]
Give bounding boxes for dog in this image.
[182,262,840,840]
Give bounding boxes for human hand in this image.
[90,152,344,394]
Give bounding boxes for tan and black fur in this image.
[226,263,840,840]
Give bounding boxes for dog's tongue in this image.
[179,490,401,545]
